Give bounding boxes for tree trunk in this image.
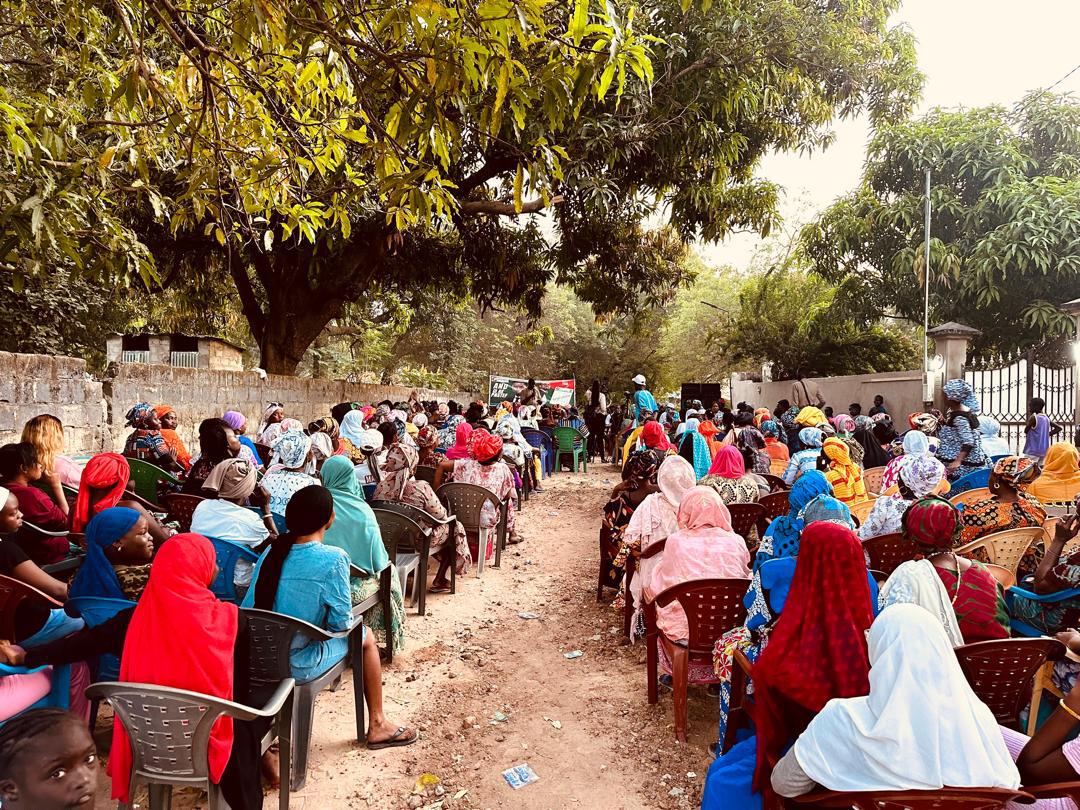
[258,284,344,375]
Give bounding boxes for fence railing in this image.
[120,350,150,364]
[170,351,200,369]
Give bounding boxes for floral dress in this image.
[937,411,988,481]
[1011,549,1080,635]
[450,458,517,538]
[699,475,760,505]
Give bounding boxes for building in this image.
[106,333,245,371]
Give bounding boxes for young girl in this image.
[0,708,98,809]
[0,443,69,565]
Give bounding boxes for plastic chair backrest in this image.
[848,498,876,525]
[371,509,425,558]
[792,787,1033,808]
[553,426,584,450]
[162,493,205,532]
[0,575,61,640]
[760,474,787,492]
[861,466,887,495]
[950,488,992,508]
[955,637,1065,728]
[982,526,1045,573]
[521,429,545,449]
[757,491,790,525]
[727,503,765,542]
[125,457,178,505]
[951,468,992,495]
[863,533,919,576]
[240,607,337,686]
[436,482,502,532]
[415,466,437,486]
[652,578,750,655]
[208,537,260,603]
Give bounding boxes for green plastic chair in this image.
[125,457,179,506]
[552,427,588,473]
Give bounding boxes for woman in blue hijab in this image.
[70,507,153,602]
[677,417,712,481]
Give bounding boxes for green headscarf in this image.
[320,455,388,574]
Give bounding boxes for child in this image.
[0,708,98,809]
[1023,397,1061,462]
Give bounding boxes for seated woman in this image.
[69,507,154,603]
[1015,657,1080,798]
[256,402,286,446]
[978,415,1013,458]
[771,603,1020,800]
[0,443,70,565]
[153,405,191,472]
[414,425,441,468]
[308,417,341,456]
[435,428,519,547]
[21,413,82,493]
[379,445,470,587]
[700,445,760,504]
[677,418,712,480]
[601,450,662,591]
[1028,441,1080,505]
[242,486,417,749]
[121,403,182,474]
[622,456,697,635]
[321,455,406,651]
[703,520,876,809]
[736,427,772,478]
[70,452,171,545]
[858,455,945,543]
[222,410,262,469]
[760,421,788,463]
[182,418,243,494]
[880,429,936,493]
[260,431,317,516]
[820,437,869,506]
[0,487,83,648]
[853,420,891,469]
[782,428,823,486]
[937,378,989,481]
[958,455,1046,578]
[109,533,276,809]
[900,496,1010,642]
[643,487,750,671]
[1010,508,1080,636]
[190,458,274,588]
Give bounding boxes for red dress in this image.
[6,483,69,565]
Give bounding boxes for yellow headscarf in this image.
[823,437,869,505]
[1027,442,1080,504]
[795,406,827,428]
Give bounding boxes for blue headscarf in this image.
[798,427,824,448]
[678,419,712,481]
[70,506,141,600]
[943,379,980,415]
[755,471,832,571]
[800,493,856,529]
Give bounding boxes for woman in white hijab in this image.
[623,455,697,638]
[771,603,1020,798]
[881,560,964,647]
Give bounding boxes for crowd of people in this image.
[0,393,562,809]
[597,374,1080,807]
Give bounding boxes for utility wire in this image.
[1017,60,1080,112]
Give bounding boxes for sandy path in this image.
[97,467,714,809]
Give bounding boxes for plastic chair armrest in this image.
[244,677,298,719]
[349,563,375,579]
[0,663,50,675]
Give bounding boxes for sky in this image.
[697,0,1080,269]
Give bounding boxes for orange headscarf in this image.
[154,404,191,471]
[1027,442,1080,504]
[697,419,722,458]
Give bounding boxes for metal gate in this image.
[965,346,1076,453]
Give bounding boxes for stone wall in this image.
[730,369,925,423]
[0,350,475,454]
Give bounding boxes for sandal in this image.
[367,726,419,750]
[429,582,451,594]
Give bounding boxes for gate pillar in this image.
[927,322,982,411]
[1063,298,1080,424]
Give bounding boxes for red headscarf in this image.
[641,420,673,452]
[109,534,239,801]
[71,453,130,533]
[468,428,503,463]
[707,444,744,479]
[750,522,873,791]
[446,422,473,460]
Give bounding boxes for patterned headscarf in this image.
[440,414,465,450]
[758,470,833,564]
[854,415,873,432]
[270,430,312,469]
[754,408,772,428]
[823,437,867,503]
[908,412,940,434]
[760,420,779,438]
[416,425,438,449]
[308,417,339,439]
[992,455,1040,489]
[902,496,961,551]
[623,449,662,488]
[799,427,824,448]
[372,444,419,501]
[125,402,155,428]
[737,427,771,475]
[468,428,503,463]
[800,494,856,529]
[898,454,946,499]
[834,415,856,437]
[943,379,980,414]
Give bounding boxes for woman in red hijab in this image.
[109,534,268,809]
[70,453,172,545]
[750,521,874,794]
[641,420,675,453]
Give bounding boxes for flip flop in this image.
[367,726,419,750]
[428,583,451,593]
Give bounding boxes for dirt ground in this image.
[95,466,718,809]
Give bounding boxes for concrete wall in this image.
[730,369,925,422]
[0,351,475,454]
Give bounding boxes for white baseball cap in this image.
[632,374,646,385]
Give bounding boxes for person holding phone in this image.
[1010,504,1080,635]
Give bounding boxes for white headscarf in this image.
[340,410,367,447]
[0,485,10,509]
[412,413,428,429]
[792,603,1020,793]
[903,430,930,456]
[880,561,964,647]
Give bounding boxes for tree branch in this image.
[228,251,266,342]
[459,195,563,217]
[456,154,519,196]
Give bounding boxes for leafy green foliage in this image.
[1,0,920,372]
[802,93,1080,353]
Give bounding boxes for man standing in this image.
[631,374,659,427]
[519,378,540,408]
[791,369,826,410]
[868,395,888,417]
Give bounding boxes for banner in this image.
[488,376,575,407]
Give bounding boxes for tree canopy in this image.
[2,0,920,373]
[802,92,1080,354]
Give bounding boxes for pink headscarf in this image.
[446,422,473,460]
[707,444,745,479]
